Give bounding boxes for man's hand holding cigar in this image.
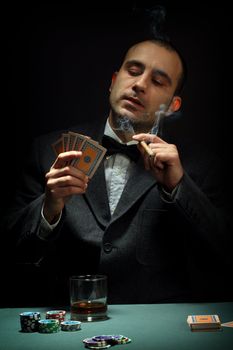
[133,133,184,191]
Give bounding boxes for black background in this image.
[2,2,231,304]
[4,3,229,205]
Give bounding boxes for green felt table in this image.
[0,303,233,350]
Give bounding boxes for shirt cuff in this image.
[158,184,180,203]
[37,203,62,240]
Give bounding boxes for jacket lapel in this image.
[84,161,111,227]
[111,160,157,221]
[84,158,156,227]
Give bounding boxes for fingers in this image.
[130,132,184,189]
[51,151,82,169]
[149,154,164,170]
[46,164,88,181]
[133,133,167,168]
[47,184,87,198]
[46,166,88,185]
[133,133,166,144]
[137,138,180,171]
[44,151,89,221]
[46,176,88,199]
[47,172,88,192]
[46,160,89,199]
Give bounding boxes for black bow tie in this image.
[102,135,140,162]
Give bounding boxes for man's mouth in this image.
[123,96,145,109]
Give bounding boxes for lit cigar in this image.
[140,140,154,156]
[140,104,167,157]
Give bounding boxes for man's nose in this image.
[132,74,148,93]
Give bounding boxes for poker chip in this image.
[85,345,111,349]
[38,319,60,333]
[83,335,131,348]
[92,335,115,342]
[19,311,41,332]
[46,310,66,323]
[111,335,132,344]
[19,311,132,349]
[61,320,81,331]
[83,338,108,347]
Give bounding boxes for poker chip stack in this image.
[61,320,82,331]
[20,311,41,332]
[46,310,66,323]
[38,319,61,333]
[83,335,131,349]
[19,309,83,333]
[19,310,131,347]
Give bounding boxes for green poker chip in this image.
[38,319,60,333]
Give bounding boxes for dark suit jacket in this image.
[4,120,232,306]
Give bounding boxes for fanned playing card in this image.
[52,137,64,156]
[62,133,70,152]
[72,133,87,151]
[68,131,78,150]
[72,138,106,178]
[51,131,106,178]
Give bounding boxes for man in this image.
[4,39,232,306]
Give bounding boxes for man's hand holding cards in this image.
[52,131,107,179]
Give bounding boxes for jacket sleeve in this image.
[3,135,65,264]
[174,166,232,265]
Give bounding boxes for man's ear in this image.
[168,96,182,112]
[109,71,118,92]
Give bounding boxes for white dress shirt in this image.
[104,119,137,215]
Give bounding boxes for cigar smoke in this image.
[112,104,172,157]
[114,116,135,135]
[113,104,169,136]
[150,104,167,135]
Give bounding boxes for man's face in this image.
[109,41,182,133]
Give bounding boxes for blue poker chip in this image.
[20,311,41,319]
[20,311,41,332]
[61,320,81,331]
[92,335,114,342]
[85,346,111,349]
[83,334,132,348]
